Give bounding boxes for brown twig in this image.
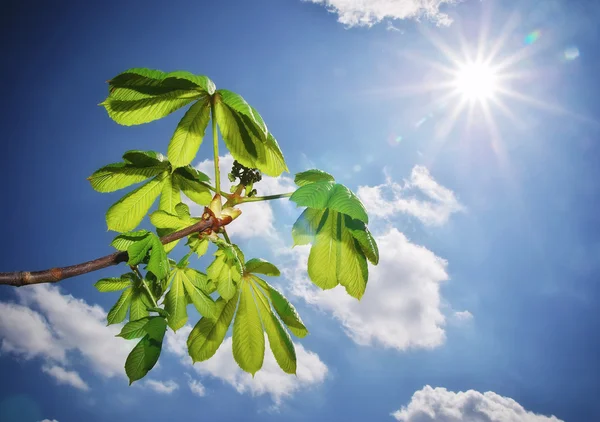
[0,215,216,287]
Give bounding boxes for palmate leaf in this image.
[104,273,155,325]
[94,277,132,292]
[254,277,309,338]
[124,316,167,384]
[174,167,212,206]
[167,96,212,168]
[290,174,379,300]
[252,282,296,374]
[164,268,216,331]
[290,181,369,224]
[88,150,169,193]
[102,68,215,126]
[158,173,181,214]
[106,171,168,232]
[207,246,243,300]
[232,280,265,375]
[294,169,335,187]
[187,294,239,363]
[214,90,288,177]
[244,258,280,277]
[124,231,169,280]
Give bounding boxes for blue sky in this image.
[1,0,599,421]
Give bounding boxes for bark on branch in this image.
[0,216,216,287]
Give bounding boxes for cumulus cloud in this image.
[0,302,66,362]
[358,165,464,226]
[0,284,134,392]
[165,327,328,405]
[39,419,59,422]
[41,364,90,391]
[185,373,206,397]
[14,285,132,378]
[392,385,564,422]
[194,154,295,240]
[289,228,448,350]
[144,379,179,394]
[452,310,473,322]
[303,0,456,27]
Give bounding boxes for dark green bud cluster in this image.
[228,160,262,197]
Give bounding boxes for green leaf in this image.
[167,96,211,168]
[252,283,296,374]
[187,294,239,362]
[126,233,153,266]
[345,216,379,265]
[176,166,211,183]
[164,271,188,331]
[124,317,167,384]
[184,268,215,294]
[294,169,335,187]
[147,307,170,318]
[187,235,209,258]
[94,277,132,292]
[103,68,214,126]
[118,317,151,340]
[232,280,264,375]
[146,236,169,280]
[215,90,287,177]
[257,278,308,338]
[107,287,133,325]
[129,287,152,321]
[174,171,212,206]
[111,231,150,251]
[122,150,167,167]
[244,258,280,277]
[158,173,181,214]
[106,172,168,232]
[181,269,216,318]
[290,181,369,224]
[291,208,326,246]
[207,249,242,301]
[88,163,166,193]
[307,210,368,299]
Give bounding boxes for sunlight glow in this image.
[454,62,498,101]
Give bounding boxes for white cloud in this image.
[39,419,59,422]
[41,364,90,391]
[194,154,295,240]
[165,327,328,405]
[0,302,66,362]
[357,165,464,226]
[289,228,449,350]
[453,310,473,322]
[0,284,133,391]
[144,379,179,394]
[14,285,132,378]
[392,385,564,422]
[303,0,456,27]
[185,373,206,397]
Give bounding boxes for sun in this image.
[453,61,499,102]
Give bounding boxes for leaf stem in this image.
[130,265,159,308]
[240,192,293,203]
[221,228,231,244]
[210,97,220,194]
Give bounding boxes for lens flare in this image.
[524,30,541,45]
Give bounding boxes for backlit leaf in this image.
[107,288,133,325]
[294,169,335,187]
[106,172,167,232]
[167,96,211,168]
[187,294,239,362]
[244,258,280,277]
[232,280,264,375]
